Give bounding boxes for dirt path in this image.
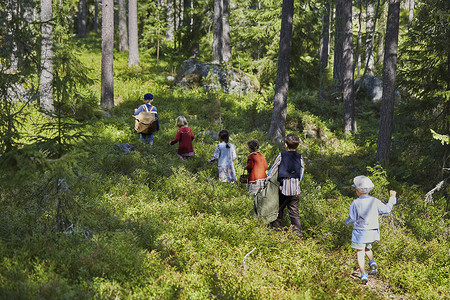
[350,267,408,299]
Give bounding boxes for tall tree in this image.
[212,0,222,64]
[94,0,99,32]
[333,0,344,94]
[222,0,231,63]
[355,0,363,77]
[376,0,400,163]
[365,0,376,76]
[408,0,415,25]
[213,0,231,64]
[319,0,330,69]
[268,0,294,142]
[398,0,449,179]
[6,0,18,71]
[342,0,355,134]
[101,0,114,108]
[319,0,331,98]
[166,0,175,43]
[128,0,140,66]
[78,0,87,38]
[40,0,54,113]
[376,5,387,67]
[118,0,128,52]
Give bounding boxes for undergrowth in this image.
[0,46,449,299]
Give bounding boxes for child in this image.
[169,116,195,160]
[266,134,305,239]
[208,130,237,183]
[245,140,267,195]
[345,175,397,284]
[133,93,159,145]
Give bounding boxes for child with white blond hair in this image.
[345,175,397,284]
[169,116,194,160]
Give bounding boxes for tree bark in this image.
[356,0,362,77]
[118,0,128,52]
[376,5,387,66]
[319,0,331,98]
[40,0,54,113]
[268,0,294,143]
[78,0,87,38]
[212,0,222,64]
[94,0,99,32]
[101,0,114,109]
[333,0,344,95]
[365,0,375,76]
[128,0,140,66]
[342,0,355,134]
[222,0,231,63]
[6,0,18,72]
[408,0,415,25]
[319,0,330,70]
[166,0,175,42]
[376,0,400,164]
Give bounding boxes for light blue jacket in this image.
[345,195,396,230]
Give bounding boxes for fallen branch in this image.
[241,247,256,276]
[424,179,447,204]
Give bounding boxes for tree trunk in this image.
[6,0,18,72]
[40,0,54,113]
[222,0,231,63]
[319,0,330,69]
[268,0,294,143]
[94,0,99,32]
[408,0,415,25]
[365,0,375,76]
[118,0,128,52]
[78,0,87,38]
[101,0,114,109]
[356,0,362,77]
[190,0,201,58]
[128,0,140,66]
[333,0,344,95]
[212,0,222,64]
[376,5,386,67]
[319,0,331,98]
[342,0,355,134]
[376,0,400,164]
[166,0,174,42]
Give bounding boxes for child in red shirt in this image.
[245,140,267,195]
[169,116,194,160]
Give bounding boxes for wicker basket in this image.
[239,174,248,184]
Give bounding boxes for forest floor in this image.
[350,267,407,299]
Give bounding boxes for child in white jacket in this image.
[345,175,397,284]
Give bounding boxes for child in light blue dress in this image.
[345,175,397,284]
[208,130,237,183]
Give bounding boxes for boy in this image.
[134,93,159,145]
[345,175,397,284]
[266,134,305,239]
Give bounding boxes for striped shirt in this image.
[267,152,304,196]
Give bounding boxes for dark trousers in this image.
[270,193,303,238]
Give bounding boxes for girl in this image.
[245,140,267,195]
[208,130,237,183]
[169,116,195,160]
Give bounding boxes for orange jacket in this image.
[245,152,267,181]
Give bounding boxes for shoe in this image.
[361,273,368,284]
[369,260,378,275]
